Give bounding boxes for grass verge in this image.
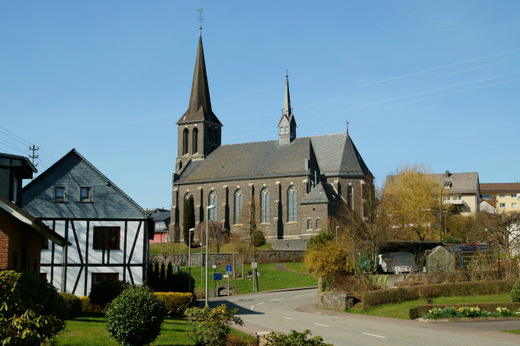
[346,293,511,320]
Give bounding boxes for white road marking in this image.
[270,297,285,302]
[251,305,255,310]
[282,317,293,320]
[257,301,264,305]
[294,293,313,298]
[362,332,386,339]
[313,323,329,327]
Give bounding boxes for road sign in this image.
[213,273,223,281]
[225,265,232,274]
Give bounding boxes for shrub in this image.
[417,285,441,304]
[263,329,333,346]
[1,270,66,344]
[185,304,243,346]
[154,292,195,317]
[510,279,520,302]
[251,230,266,247]
[106,285,166,346]
[79,296,105,313]
[89,279,129,308]
[409,302,520,320]
[60,292,82,319]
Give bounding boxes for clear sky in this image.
[1,1,519,209]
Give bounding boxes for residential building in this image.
[433,171,480,216]
[480,183,520,213]
[0,153,67,272]
[148,208,170,243]
[22,149,154,296]
[170,32,373,247]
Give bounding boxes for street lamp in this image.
[212,263,217,293]
[200,242,203,287]
[188,228,195,292]
[205,204,215,307]
[335,226,339,243]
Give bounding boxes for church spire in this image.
[278,71,297,145]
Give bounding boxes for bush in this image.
[154,292,196,317]
[510,279,520,302]
[251,230,266,247]
[79,296,105,313]
[409,302,520,320]
[106,285,166,346]
[417,285,441,304]
[60,292,82,319]
[263,329,333,346]
[89,279,129,308]
[1,270,66,344]
[185,304,243,346]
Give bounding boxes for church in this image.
[170,31,373,246]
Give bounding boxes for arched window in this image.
[182,128,189,155]
[347,185,353,210]
[208,191,217,221]
[287,186,297,222]
[307,219,312,230]
[234,189,243,224]
[185,192,192,200]
[260,188,270,223]
[316,219,321,230]
[192,127,198,154]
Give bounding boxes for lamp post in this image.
[188,228,195,293]
[205,204,215,307]
[335,225,339,243]
[212,263,217,293]
[200,242,203,287]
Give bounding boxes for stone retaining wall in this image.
[318,292,358,310]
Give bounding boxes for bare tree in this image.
[195,221,229,253]
[479,211,520,260]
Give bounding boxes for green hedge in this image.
[59,292,82,319]
[79,296,105,313]
[154,292,196,317]
[409,302,520,320]
[361,280,516,310]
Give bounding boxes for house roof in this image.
[480,183,520,193]
[0,195,69,246]
[0,152,37,178]
[431,172,480,194]
[175,133,372,184]
[300,182,340,205]
[22,149,153,228]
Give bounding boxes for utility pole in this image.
[28,145,39,166]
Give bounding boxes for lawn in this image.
[346,293,512,320]
[50,314,253,345]
[188,262,317,295]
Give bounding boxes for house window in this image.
[499,194,505,198]
[182,128,189,155]
[316,219,321,230]
[307,219,312,230]
[347,186,353,209]
[92,273,119,287]
[260,188,270,223]
[80,187,91,202]
[443,181,452,189]
[500,203,506,208]
[512,194,516,198]
[208,191,217,221]
[482,194,493,199]
[55,187,66,202]
[234,189,243,224]
[287,186,297,222]
[93,226,120,250]
[512,203,518,208]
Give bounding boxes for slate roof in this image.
[175,133,372,184]
[22,149,153,223]
[300,182,341,204]
[431,172,480,194]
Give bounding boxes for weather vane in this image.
[198,8,204,30]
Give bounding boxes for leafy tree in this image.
[185,304,243,346]
[183,195,196,246]
[382,164,443,241]
[305,233,350,291]
[106,285,166,346]
[1,271,66,344]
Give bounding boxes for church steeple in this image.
[278,72,296,145]
[176,30,222,173]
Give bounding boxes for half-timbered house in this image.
[22,149,154,296]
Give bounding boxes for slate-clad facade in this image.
[22,149,153,296]
[171,32,373,244]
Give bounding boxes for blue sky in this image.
[1,1,519,209]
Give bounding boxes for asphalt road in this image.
[210,288,520,346]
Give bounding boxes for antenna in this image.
[197,8,204,32]
[29,145,39,166]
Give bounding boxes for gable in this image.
[22,149,150,220]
